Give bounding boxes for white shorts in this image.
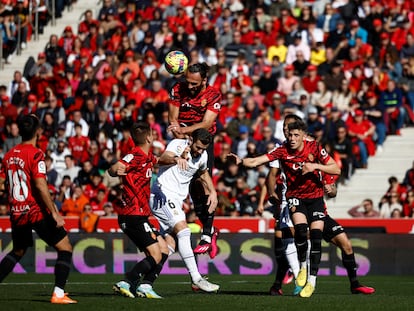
[150,193,186,234]
[279,200,293,229]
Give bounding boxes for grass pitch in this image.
[0,274,413,311]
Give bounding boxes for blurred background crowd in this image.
[0,0,413,231]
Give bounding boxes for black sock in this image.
[273,236,289,288]
[309,229,322,276]
[201,212,214,237]
[126,256,157,288]
[55,251,72,289]
[141,253,168,285]
[0,251,22,283]
[342,252,359,287]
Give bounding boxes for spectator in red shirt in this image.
[68,123,90,165]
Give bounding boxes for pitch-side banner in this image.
[0,233,413,275]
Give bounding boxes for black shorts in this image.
[12,214,67,250]
[118,215,158,251]
[288,197,326,223]
[323,215,345,242]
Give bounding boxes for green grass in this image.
[0,274,413,311]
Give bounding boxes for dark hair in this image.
[287,119,307,132]
[192,128,213,145]
[18,114,40,141]
[130,121,151,145]
[187,62,210,79]
[283,114,302,125]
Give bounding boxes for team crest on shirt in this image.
[201,99,207,107]
[308,154,315,162]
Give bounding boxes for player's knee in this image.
[56,250,72,265]
[294,224,308,243]
[310,229,323,247]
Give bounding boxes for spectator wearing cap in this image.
[285,30,311,65]
[347,109,376,168]
[302,64,321,93]
[114,50,139,81]
[58,26,76,55]
[377,32,399,70]
[277,64,299,97]
[348,19,368,47]
[20,93,37,115]
[196,16,216,49]
[256,65,279,99]
[230,65,254,98]
[28,52,53,79]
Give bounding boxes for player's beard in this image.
[188,84,203,98]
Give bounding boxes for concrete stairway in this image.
[0,1,93,86]
[328,126,414,218]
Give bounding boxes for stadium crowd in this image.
[0,0,414,228]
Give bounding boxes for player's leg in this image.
[270,227,288,296]
[299,199,325,298]
[323,215,374,294]
[173,220,219,293]
[0,224,30,283]
[114,216,162,298]
[35,216,77,304]
[191,177,219,258]
[137,234,169,299]
[291,208,309,288]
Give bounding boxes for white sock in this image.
[284,238,300,278]
[177,228,202,282]
[308,275,317,287]
[200,234,211,243]
[53,286,65,298]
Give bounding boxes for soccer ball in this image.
[164,50,188,75]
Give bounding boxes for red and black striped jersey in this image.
[169,82,221,135]
[266,140,331,199]
[114,146,157,216]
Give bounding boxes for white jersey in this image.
[269,149,293,229]
[157,139,208,201]
[152,139,208,233]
